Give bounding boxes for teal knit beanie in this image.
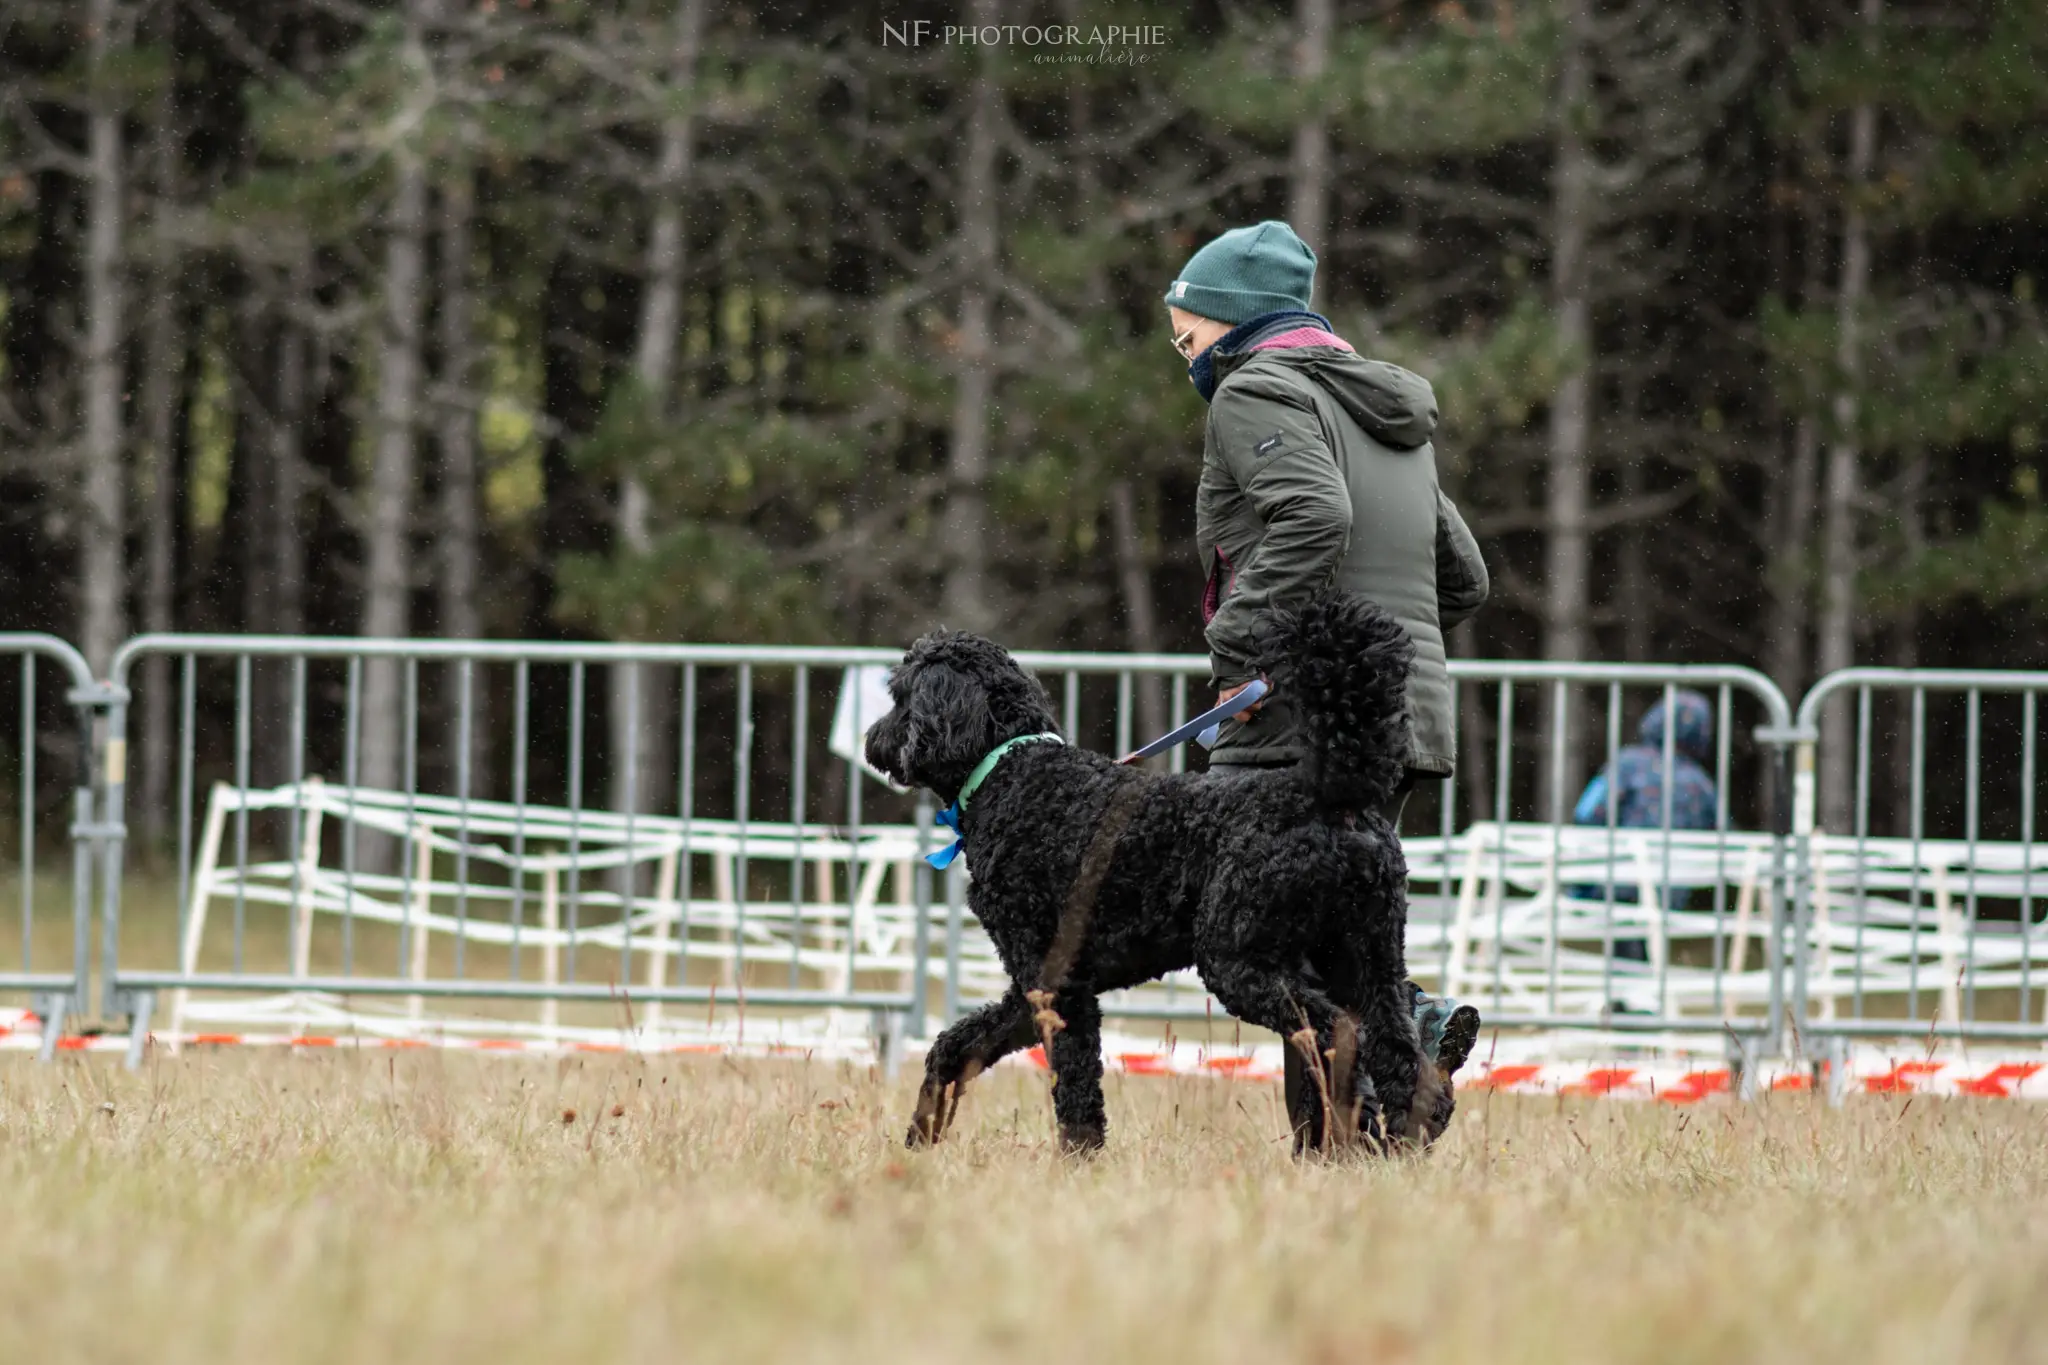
[1163,220,1317,324]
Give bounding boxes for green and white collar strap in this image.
[926,732,1064,869]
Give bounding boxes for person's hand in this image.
[1218,678,1267,720]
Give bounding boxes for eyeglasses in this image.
[1171,326,1198,360]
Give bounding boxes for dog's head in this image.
[864,630,1061,804]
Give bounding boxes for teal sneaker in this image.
[1412,987,1481,1076]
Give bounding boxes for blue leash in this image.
[922,681,1272,870]
[1118,678,1269,763]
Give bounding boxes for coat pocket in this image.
[1201,546,1235,625]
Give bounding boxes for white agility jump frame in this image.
[163,782,2048,1059]
[167,779,949,1047]
[164,780,1809,1048]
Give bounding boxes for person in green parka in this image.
[1165,220,1489,1110]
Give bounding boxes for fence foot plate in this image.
[123,992,154,1072]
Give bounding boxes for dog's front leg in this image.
[1041,988,1106,1154]
[905,987,1034,1149]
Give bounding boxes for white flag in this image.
[829,665,899,784]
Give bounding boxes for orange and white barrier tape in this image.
[1007,1044,2048,1101]
[4,1008,2044,1100]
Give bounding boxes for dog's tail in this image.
[1259,591,1414,815]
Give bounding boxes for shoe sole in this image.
[1437,1005,1481,1076]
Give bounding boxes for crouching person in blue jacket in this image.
[1571,690,1721,968]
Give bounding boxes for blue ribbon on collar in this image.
[927,802,968,870]
[924,732,1063,870]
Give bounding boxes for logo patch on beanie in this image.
[1172,280,1187,298]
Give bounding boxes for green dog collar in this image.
[956,732,1064,815]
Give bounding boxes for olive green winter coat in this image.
[1195,340,1488,773]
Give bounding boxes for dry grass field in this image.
[0,1050,2044,1365]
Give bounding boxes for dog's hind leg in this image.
[1298,945,1390,1151]
[906,986,1034,1149]
[1359,967,1438,1147]
[1197,949,1357,1155]
[1336,873,1440,1149]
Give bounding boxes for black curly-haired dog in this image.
[866,590,1451,1156]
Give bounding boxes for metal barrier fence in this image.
[77,636,1801,1068]
[94,635,1230,1064]
[1295,662,1795,1063]
[1103,662,1796,1072]
[0,635,107,1058]
[1793,670,2048,1047]
[3,627,2036,1073]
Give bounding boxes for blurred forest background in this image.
[2,0,2045,838]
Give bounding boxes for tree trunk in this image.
[611,0,703,832]
[1062,0,1106,308]
[1817,0,1879,835]
[80,0,129,675]
[359,2,433,820]
[1766,415,1820,694]
[940,0,1002,635]
[1107,479,1167,749]
[264,257,311,790]
[1886,453,1926,832]
[234,261,309,789]
[1054,0,1165,749]
[1286,0,1333,252]
[1617,456,1650,661]
[438,169,489,799]
[233,301,283,783]
[238,307,279,639]
[137,293,179,845]
[1763,2,1822,704]
[274,254,308,643]
[1542,0,1594,817]
[139,0,182,849]
[1614,333,1650,664]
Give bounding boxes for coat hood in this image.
[1216,340,1439,451]
[1300,353,1439,450]
[1639,690,1714,763]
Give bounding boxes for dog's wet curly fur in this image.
[866,590,1453,1156]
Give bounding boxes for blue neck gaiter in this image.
[1187,309,1333,403]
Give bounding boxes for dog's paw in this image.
[905,1081,952,1149]
[1057,1124,1106,1157]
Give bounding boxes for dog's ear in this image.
[896,661,991,797]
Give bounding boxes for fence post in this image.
[58,680,130,1060]
[1788,730,1818,1052]
[43,686,96,1060]
[1749,708,1820,1063]
[1753,718,1812,1063]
